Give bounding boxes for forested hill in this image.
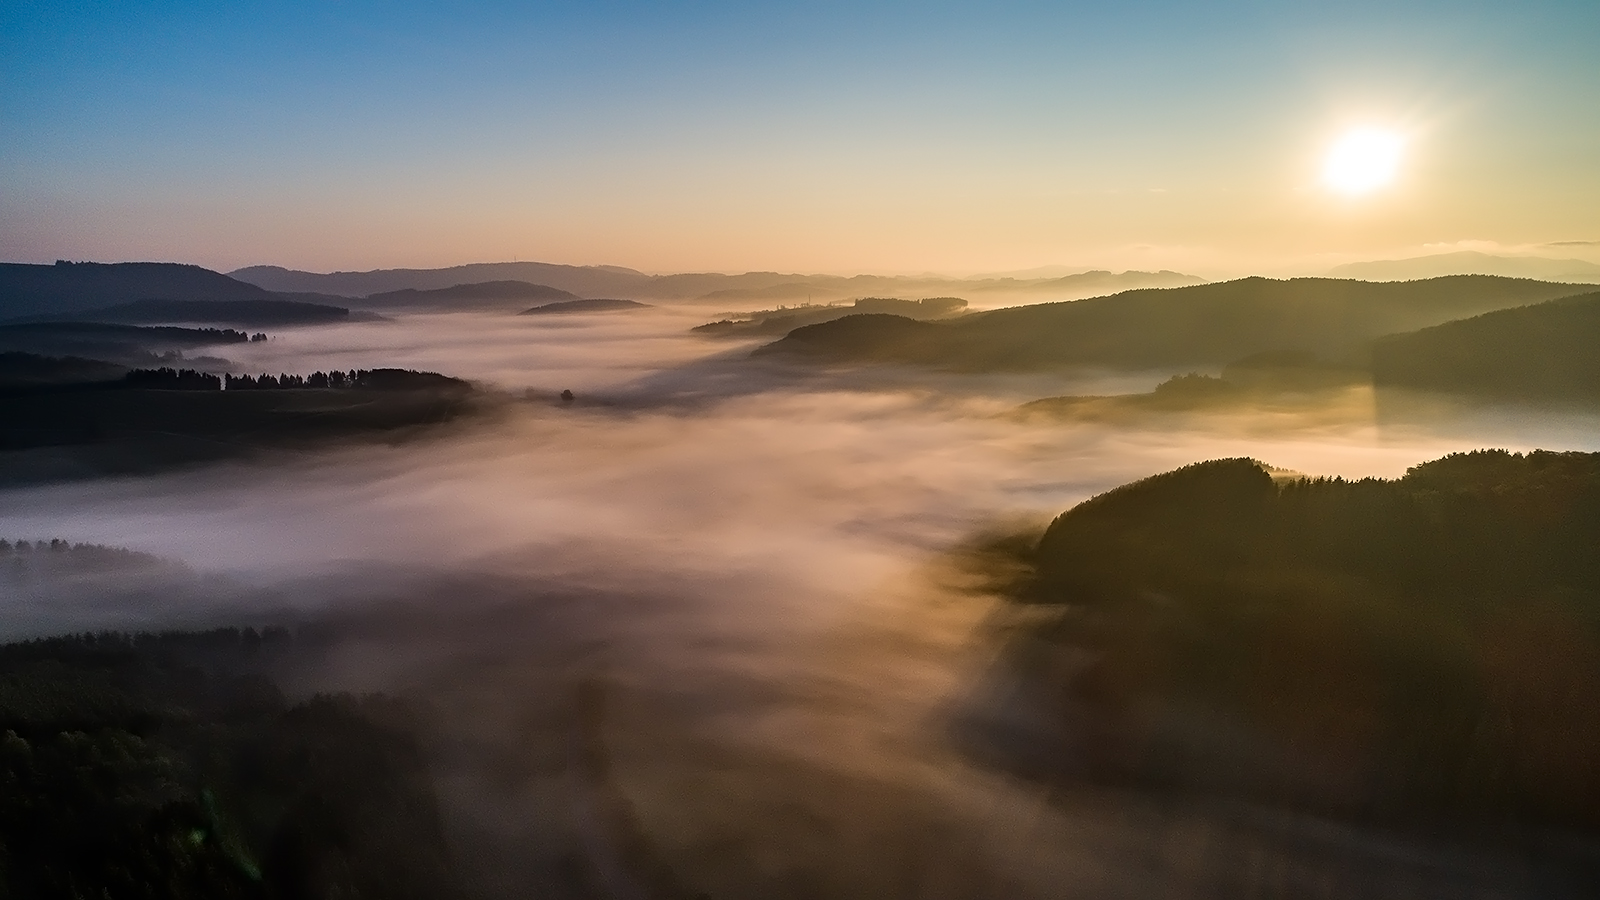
[756,275,1587,371]
[519,298,650,315]
[1373,289,1600,402]
[361,280,580,311]
[1001,450,1600,829]
[0,363,483,484]
[0,261,281,320]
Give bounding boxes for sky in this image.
[2,0,1597,277]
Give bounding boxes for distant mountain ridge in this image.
[231,263,651,300]
[0,261,367,330]
[229,262,1202,303]
[1329,251,1600,283]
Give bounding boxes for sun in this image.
[1322,129,1405,195]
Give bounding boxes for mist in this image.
[5,307,1597,897]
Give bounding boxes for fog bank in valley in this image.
[5,306,1597,897]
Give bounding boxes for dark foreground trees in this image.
[999,450,1600,829]
[0,629,459,899]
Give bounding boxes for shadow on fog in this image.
[4,308,1600,897]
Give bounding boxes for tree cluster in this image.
[198,328,252,344]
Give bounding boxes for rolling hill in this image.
[360,280,581,310]
[1372,290,1600,402]
[0,261,285,320]
[519,298,650,315]
[755,275,1589,371]
[998,450,1600,829]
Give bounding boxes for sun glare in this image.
[1322,129,1405,195]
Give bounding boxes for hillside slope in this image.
[757,276,1587,371]
[0,261,281,319]
[1000,451,1600,828]
[1372,290,1600,402]
[360,280,580,310]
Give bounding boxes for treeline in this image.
[1001,450,1600,829]
[1,538,158,561]
[695,295,968,338]
[0,627,460,899]
[757,276,1583,370]
[1,540,168,578]
[225,368,469,391]
[225,369,362,390]
[124,366,221,389]
[114,367,472,392]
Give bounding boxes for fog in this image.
[5,307,1597,897]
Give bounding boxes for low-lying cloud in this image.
[4,308,1596,897]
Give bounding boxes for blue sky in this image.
[3,1,1596,274]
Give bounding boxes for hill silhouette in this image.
[756,276,1588,371]
[518,298,650,315]
[0,261,284,320]
[0,322,248,367]
[232,263,649,300]
[1017,353,1371,424]
[229,261,1202,304]
[361,280,580,311]
[694,297,965,337]
[0,361,482,483]
[1373,290,1600,403]
[983,451,1600,832]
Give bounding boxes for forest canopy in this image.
[995,450,1600,829]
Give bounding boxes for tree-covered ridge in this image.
[1,538,167,568]
[0,261,280,320]
[0,322,250,346]
[1017,351,1370,423]
[695,296,966,338]
[1373,290,1600,402]
[0,361,486,485]
[222,368,471,391]
[5,364,474,395]
[0,628,459,899]
[0,322,252,370]
[1001,451,1600,828]
[756,276,1586,370]
[518,297,651,315]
